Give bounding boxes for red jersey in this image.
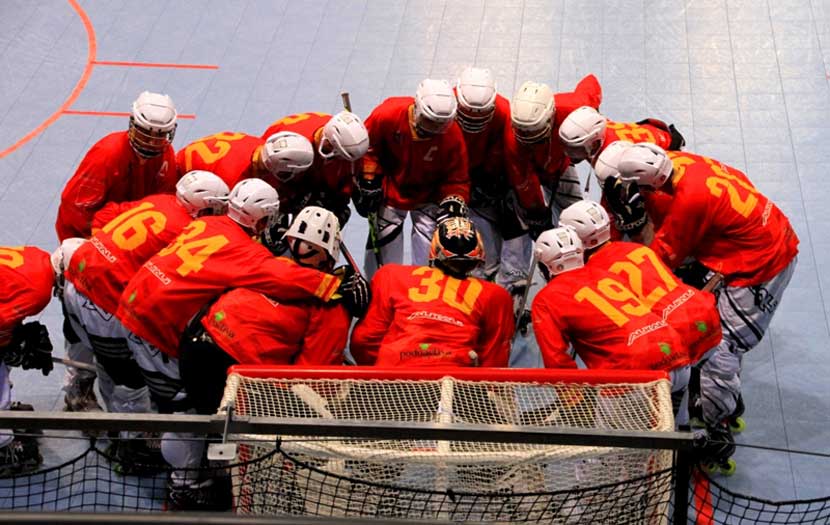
[363,97,469,209]
[602,120,673,152]
[261,112,355,215]
[116,215,341,357]
[66,194,192,316]
[649,151,799,287]
[0,247,53,346]
[56,131,177,241]
[176,132,263,189]
[350,264,514,367]
[586,242,722,362]
[458,94,511,173]
[202,288,350,365]
[532,263,687,371]
[505,75,602,213]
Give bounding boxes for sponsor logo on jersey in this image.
[90,237,117,263]
[400,345,452,361]
[661,289,695,320]
[407,310,464,327]
[144,261,171,286]
[627,319,668,346]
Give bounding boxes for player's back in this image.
[66,194,192,315]
[262,112,331,141]
[353,264,509,367]
[602,120,672,151]
[533,260,687,371]
[0,246,53,343]
[176,132,262,188]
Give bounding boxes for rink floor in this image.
[1,0,829,501]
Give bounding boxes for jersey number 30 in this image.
[407,267,482,315]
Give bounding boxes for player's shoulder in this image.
[374,263,411,280]
[374,97,414,114]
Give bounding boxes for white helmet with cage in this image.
[319,111,369,161]
[455,67,497,133]
[511,81,555,144]
[558,106,608,162]
[534,226,584,279]
[175,170,230,218]
[593,140,634,185]
[559,200,611,249]
[413,79,458,136]
[129,91,177,158]
[262,132,315,182]
[51,238,86,277]
[617,142,674,188]
[227,179,280,234]
[283,206,341,267]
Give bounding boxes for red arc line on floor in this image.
[92,60,218,70]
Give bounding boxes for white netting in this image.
[220,370,675,523]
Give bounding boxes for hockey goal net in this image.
[220,366,676,523]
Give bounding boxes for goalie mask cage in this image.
[221,366,676,523]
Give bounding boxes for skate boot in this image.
[727,395,746,434]
[167,474,232,511]
[111,434,166,476]
[64,376,102,413]
[0,437,43,477]
[9,401,43,438]
[694,423,736,476]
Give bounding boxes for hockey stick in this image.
[702,272,724,293]
[512,250,539,342]
[340,92,352,112]
[51,356,97,373]
[339,239,365,279]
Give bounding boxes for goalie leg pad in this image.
[364,205,406,278]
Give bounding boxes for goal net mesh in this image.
[220,367,675,522]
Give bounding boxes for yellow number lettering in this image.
[597,278,651,317]
[102,202,167,251]
[442,277,483,316]
[574,286,630,328]
[184,132,247,171]
[628,246,678,293]
[267,112,328,129]
[407,268,485,314]
[158,221,229,276]
[667,153,697,184]
[0,247,25,269]
[705,177,758,218]
[407,267,443,303]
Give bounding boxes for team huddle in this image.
[0,67,798,509]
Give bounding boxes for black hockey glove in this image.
[436,195,469,223]
[2,322,53,376]
[332,266,371,318]
[603,177,647,235]
[674,260,711,290]
[260,213,291,256]
[353,176,383,218]
[525,209,554,241]
[668,124,686,150]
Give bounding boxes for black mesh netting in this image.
[2,442,830,524]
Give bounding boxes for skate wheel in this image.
[721,458,737,476]
[729,417,746,434]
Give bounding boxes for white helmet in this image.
[262,132,315,182]
[455,67,497,133]
[51,238,86,276]
[511,81,555,144]
[534,226,584,279]
[618,142,673,188]
[559,200,611,249]
[227,179,280,234]
[129,91,177,158]
[283,206,341,265]
[175,170,230,217]
[413,79,458,135]
[319,111,369,161]
[558,106,607,162]
[594,140,633,185]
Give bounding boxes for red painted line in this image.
[63,110,196,119]
[0,0,97,159]
[93,60,218,70]
[692,469,715,525]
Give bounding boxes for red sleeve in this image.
[234,255,342,303]
[296,304,350,365]
[573,74,602,109]
[56,146,115,240]
[504,131,548,213]
[92,200,133,231]
[438,126,470,201]
[476,285,514,367]
[361,103,388,181]
[553,74,603,129]
[154,147,179,193]
[650,184,710,269]
[349,268,393,365]
[531,289,577,369]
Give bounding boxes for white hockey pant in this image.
[364,204,440,278]
[698,258,797,425]
[0,364,11,448]
[469,207,532,295]
[162,410,207,488]
[126,334,187,414]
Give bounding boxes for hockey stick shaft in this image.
[339,239,365,279]
[51,356,97,373]
[341,92,352,112]
[702,272,724,293]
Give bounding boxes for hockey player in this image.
[503,75,602,240]
[55,91,178,412]
[351,217,514,367]
[260,111,370,228]
[618,143,799,474]
[62,171,229,472]
[0,245,56,475]
[180,206,352,415]
[353,79,470,277]
[453,67,530,301]
[176,130,314,192]
[531,226,690,378]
